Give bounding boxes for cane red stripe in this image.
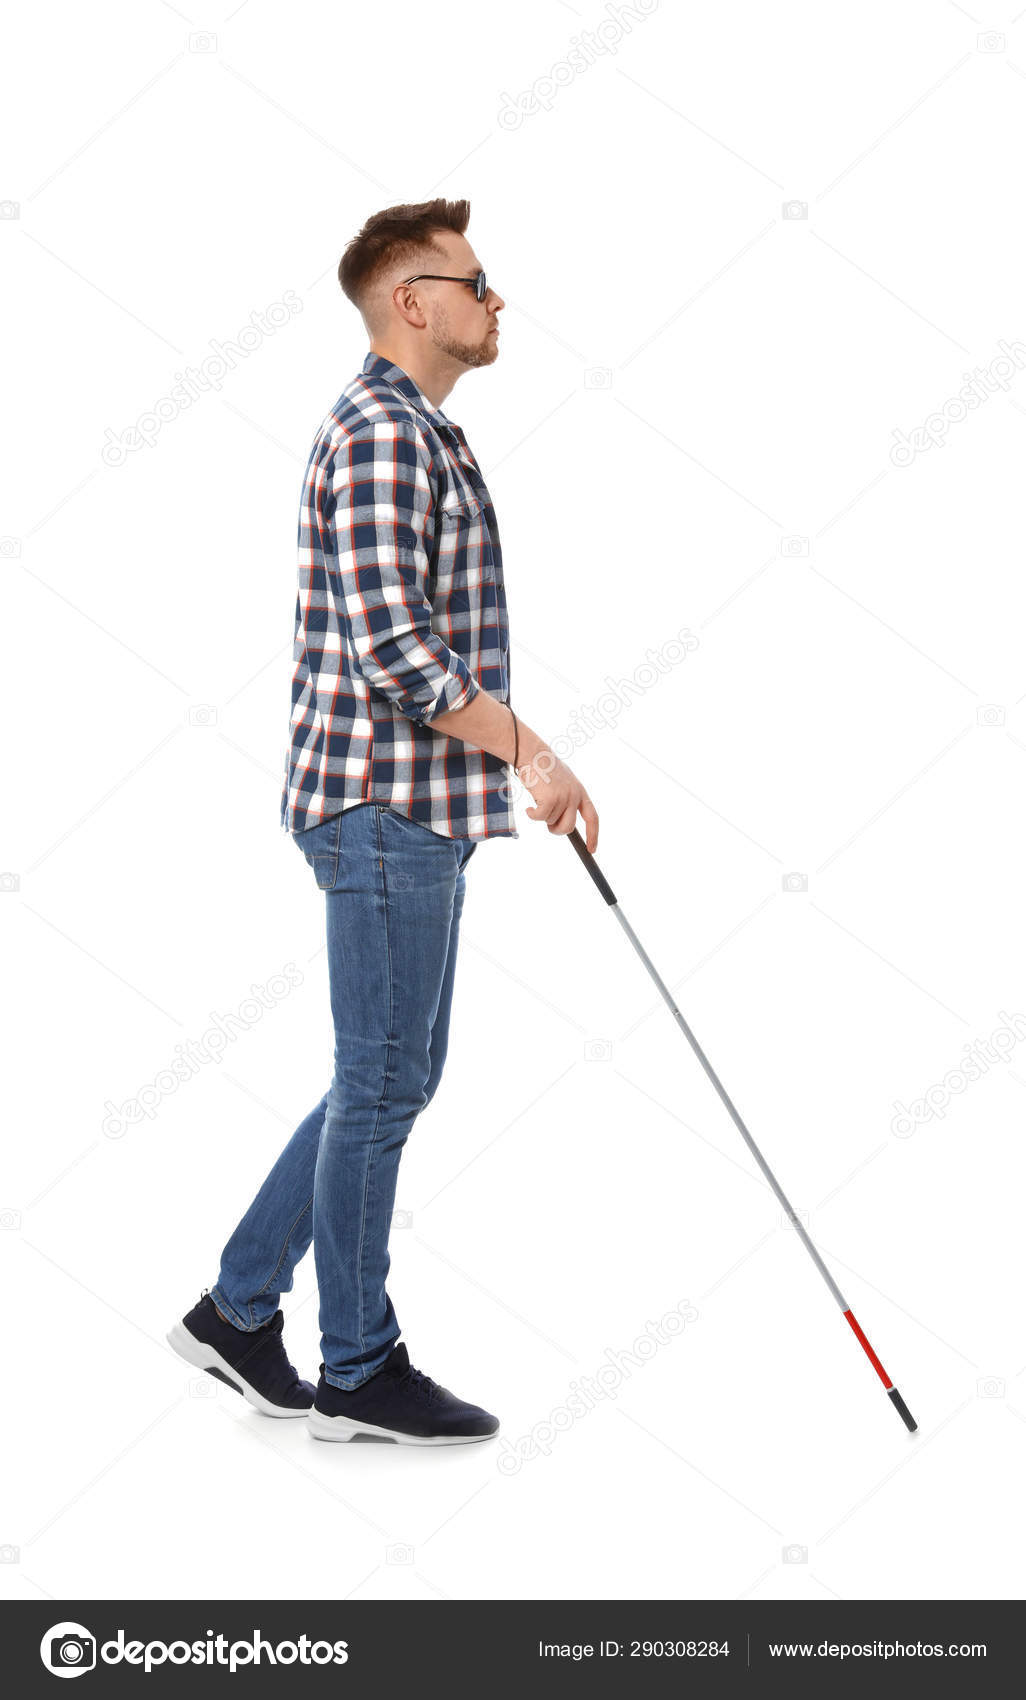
[843,1308,893,1390]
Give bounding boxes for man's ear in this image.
[392,282,428,330]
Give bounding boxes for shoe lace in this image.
[395,1362,442,1406]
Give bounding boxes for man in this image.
[168,200,598,1446]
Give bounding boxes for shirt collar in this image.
[362,352,457,430]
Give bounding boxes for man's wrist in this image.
[514,732,554,777]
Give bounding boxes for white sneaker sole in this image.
[307,1408,498,1446]
[167,1320,311,1419]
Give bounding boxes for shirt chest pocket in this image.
[435,489,488,594]
[439,488,484,527]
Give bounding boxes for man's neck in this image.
[368,340,461,410]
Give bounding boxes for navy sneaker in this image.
[167,1292,314,1417]
[308,1342,499,1446]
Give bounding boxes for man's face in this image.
[410,230,505,369]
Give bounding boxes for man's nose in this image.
[488,289,505,312]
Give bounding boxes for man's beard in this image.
[429,320,498,369]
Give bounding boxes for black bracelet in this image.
[507,701,519,773]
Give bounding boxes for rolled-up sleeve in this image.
[328,420,480,725]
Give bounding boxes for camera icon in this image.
[188,31,218,52]
[584,368,613,390]
[0,872,21,893]
[782,872,808,893]
[977,1376,1005,1399]
[584,1039,613,1061]
[41,1624,96,1673]
[781,200,808,221]
[0,200,20,220]
[0,1543,20,1563]
[781,1208,809,1230]
[782,1543,808,1564]
[187,703,218,727]
[0,1209,22,1230]
[391,1208,413,1229]
[393,870,414,892]
[189,1375,218,1399]
[0,536,22,557]
[977,31,1005,53]
[53,1634,95,1669]
[780,535,809,557]
[386,1542,414,1565]
[976,704,1005,727]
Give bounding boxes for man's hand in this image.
[518,748,599,852]
[429,692,599,852]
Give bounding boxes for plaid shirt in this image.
[280,352,517,841]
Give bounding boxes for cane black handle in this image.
[567,828,618,906]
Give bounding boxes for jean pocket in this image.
[293,811,342,889]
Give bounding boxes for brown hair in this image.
[338,199,471,317]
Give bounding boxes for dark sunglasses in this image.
[401,269,488,303]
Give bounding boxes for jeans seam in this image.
[252,1196,314,1300]
[353,804,395,1364]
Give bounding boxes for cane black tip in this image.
[888,1387,918,1433]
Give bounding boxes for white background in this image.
[3,0,1025,1604]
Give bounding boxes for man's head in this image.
[338,199,504,385]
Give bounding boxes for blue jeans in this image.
[209,801,478,1389]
